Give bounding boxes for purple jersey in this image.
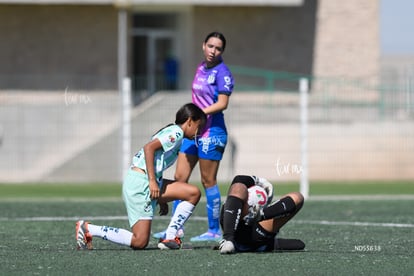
[192,60,234,137]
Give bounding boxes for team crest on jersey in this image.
[208,71,217,84]
[168,134,176,143]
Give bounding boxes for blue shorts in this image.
[122,169,157,227]
[180,134,227,161]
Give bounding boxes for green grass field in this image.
[0,182,413,275]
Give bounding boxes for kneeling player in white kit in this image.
[218,175,305,254]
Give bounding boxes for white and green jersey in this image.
[131,124,183,183]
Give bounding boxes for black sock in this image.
[222,196,243,242]
[262,196,296,220]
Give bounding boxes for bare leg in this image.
[174,153,198,182]
[130,219,152,249]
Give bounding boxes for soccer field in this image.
[0,183,413,275]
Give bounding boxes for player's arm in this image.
[203,67,233,115]
[143,138,162,199]
[202,94,229,115]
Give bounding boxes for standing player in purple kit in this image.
[154,31,234,242]
[180,31,235,242]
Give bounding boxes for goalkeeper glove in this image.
[243,204,264,226]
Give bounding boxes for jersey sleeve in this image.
[216,65,234,96]
[155,125,183,152]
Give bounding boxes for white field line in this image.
[308,195,414,201]
[1,215,413,228]
[292,220,414,228]
[1,194,414,203]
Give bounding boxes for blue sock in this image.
[205,184,221,233]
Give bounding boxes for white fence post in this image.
[300,78,309,199]
[122,77,131,182]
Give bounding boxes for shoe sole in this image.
[157,243,180,250]
[76,220,93,250]
[76,221,86,249]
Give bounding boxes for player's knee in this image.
[228,183,248,200]
[130,241,148,250]
[174,171,189,182]
[187,185,201,204]
[200,175,216,188]
[289,192,304,207]
[130,236,149,250]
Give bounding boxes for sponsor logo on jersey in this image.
[255,227,266,238]
[193,83,203,90]
[198,136,226,154]
[224,76,232,91]
[144,200,152,213]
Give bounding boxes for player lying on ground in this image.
[218,175,305,254]
[75,103,206,250]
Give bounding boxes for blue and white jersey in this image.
[131,124,183,183]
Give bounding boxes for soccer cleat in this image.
[76,220,93,250]
[218,239,235,254]
[157,237,182,250]
[153,227,184,239]
[190,231,221,242]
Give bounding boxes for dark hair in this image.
[204,31,226,51]
[175,103,206,130]
[153,103,206,136]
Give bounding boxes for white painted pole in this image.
[300,78,309,199]
[122,77,131,182]
[118,8,130,182]
[118,9,127,93]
